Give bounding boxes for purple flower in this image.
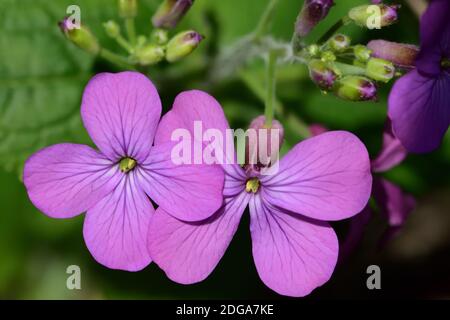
[388,0,450,153]
[147,91,372,297]
[340,119,415,260]
[23,72,224,271]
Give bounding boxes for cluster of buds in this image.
[303,2,403,101]
[307,38,397,101]
[59,0,203,68]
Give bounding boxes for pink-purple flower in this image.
[23,72,224,271]
[147,91,372,297]
[388,0,450,153]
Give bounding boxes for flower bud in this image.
[309,124,328,136]
[152,0,194,29]
[295,0,335,37]
[348,4,399,29]
[367,40,418,68]
[118,0,137,18]
[354,44,372,62]
[59,18,100,55]
[151,29,169,45]
[320,50,336,62]
[246,116,284,168]
[134,45,165,66]
[103,20,121,38]
[308,59,337,90]
[165,30,203,62]
[334,76,377,101]
[365,57,395,82]
[328,34,351,52]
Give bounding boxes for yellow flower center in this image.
[245,178,260,194]
[119,157,137,173]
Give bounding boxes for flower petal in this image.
[261,131,372,221]
[83,172,154,271]
[148,191,250,284]
[416,0,450,76]
[154,90,246,181]
[155,90,230,144]
[372,178,415,227]
[249,194,338,297]
[81,72,162,162]
[137,142,225,221]
[388,69,450,153]
[371,118,408,172]
[23,143,121,218]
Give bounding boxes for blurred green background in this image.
[1,0,450,299]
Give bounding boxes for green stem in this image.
[99,48,136,69]
[254,0,280,40]
[317,17,348,44]
[264,50,277,127]
[115,34,134,53]
[125,18,136,45]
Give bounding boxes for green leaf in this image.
[0,0,117,175]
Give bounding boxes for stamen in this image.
[245,178,260,194]
[119,157,137,173]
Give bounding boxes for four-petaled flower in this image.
[147,91,372,297]
[23,72,224,271]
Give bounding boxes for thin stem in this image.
[254,0,280,40]
[265,50,277,127]
[125,18,136,45]
[115,34,134,53]
[317,17,348,44]
[99,48,136,69]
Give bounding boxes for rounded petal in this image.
[155,90,230,144]
[148,192,250,284]
[81,72,162,162]
[261,131,372,221]
[249,195,338,297]
[83,172,154,271]
[154,90,245,181]
[23,143,121,218]
[388,69,450,153]
[137,142,225,222]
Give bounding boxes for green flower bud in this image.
[165,30,203,62]
[321,50,336,62]
[59,18,100,55]
[365,58,395,82]
[307,44,320,58]
[354,44,372,62]
[118,0,137,18]
[328,34,351,52]
[134,44,165,66]
[348,4,399,29]
[103,20,121,38]
[308,59,337,91]
[334,76,377,101]
[151,29,169,45]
